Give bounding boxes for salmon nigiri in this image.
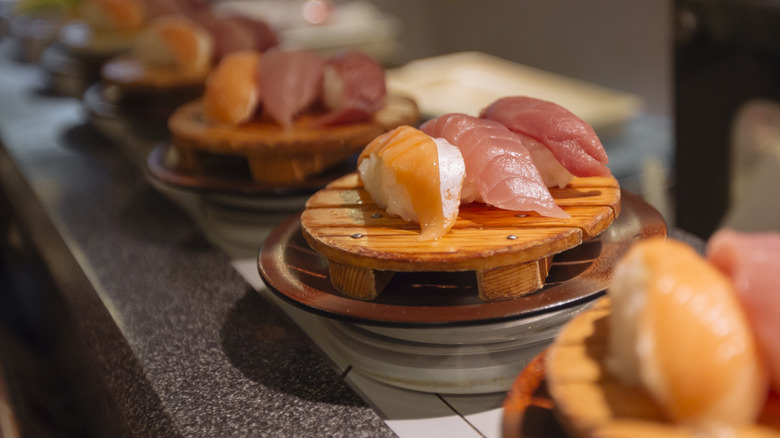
[133,16,214,73]
[202,50,261,125]
[481,96,610,178]
[707,229,780,394]
[358,126,465,241]
[420,113,569,218]
[608,238,768,433]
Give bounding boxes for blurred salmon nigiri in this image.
[202,50,261,125]
[608,237,768,433]
[133,15,213,73]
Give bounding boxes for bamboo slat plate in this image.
[503,298,780,438]
[257,189,666,326]
[301,174,623,301]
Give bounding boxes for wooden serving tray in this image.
[301,174,621,301]
[168,94,419,184]
[511,298,780,438]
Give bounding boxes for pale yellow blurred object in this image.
[386,51,642,133]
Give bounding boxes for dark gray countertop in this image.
[0,41,395,437]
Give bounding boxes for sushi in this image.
[606,237,767,432]
[358,126,465,241]
[420,113,569,218]
[79,0,146,35]
[258,48,326,129]
[132,15,214,74]
[312,50,387,127]
[202,50,261,125]
[481,96,611,178]
[167,46,418,184]
[708,229,780,394]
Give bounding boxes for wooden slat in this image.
[303,226,582,271]
[301,204,615,239]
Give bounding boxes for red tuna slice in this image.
[190,11,255,62]
[311,50,386,127]
[420,113,569,218]
[259,48,325,129]
[480,96,610,177]
[707,228,780,393]
[220,16,279,52]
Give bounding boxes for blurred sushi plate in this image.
[145,141,354,212]
[500,306,780,438]
[386,51,642,134]
[258,190,665,326]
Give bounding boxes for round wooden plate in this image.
[302,174,622,301]
[257,189,666,326]
[146,141,355,197]
[509,298,780,438]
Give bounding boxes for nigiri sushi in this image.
[313,50,386,127]
[481,96,610,178]
[358,126,465,241]
[79,0,146,34]
[133,15,214,73]
[707,229,780,394]
[420,113,569,218]
[607,237,768,432]
[202,50,261,125]
[189,11,279,63]
[258,48,325,129]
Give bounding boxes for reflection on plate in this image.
[257,190,666,327]
[146,142,356,211]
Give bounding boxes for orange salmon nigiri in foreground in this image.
[357,126,465,241]
[607,237,768,432]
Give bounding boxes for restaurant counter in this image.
[0,40,395,437]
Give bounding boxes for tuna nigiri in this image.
[481,96,610,178]
[707,229,780,394]
[313,50,386,127]
[420,113,569,218]
[608,238,768,432]
[190,11,278,63]
[259,48,325,129]
[358,126,465,241]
